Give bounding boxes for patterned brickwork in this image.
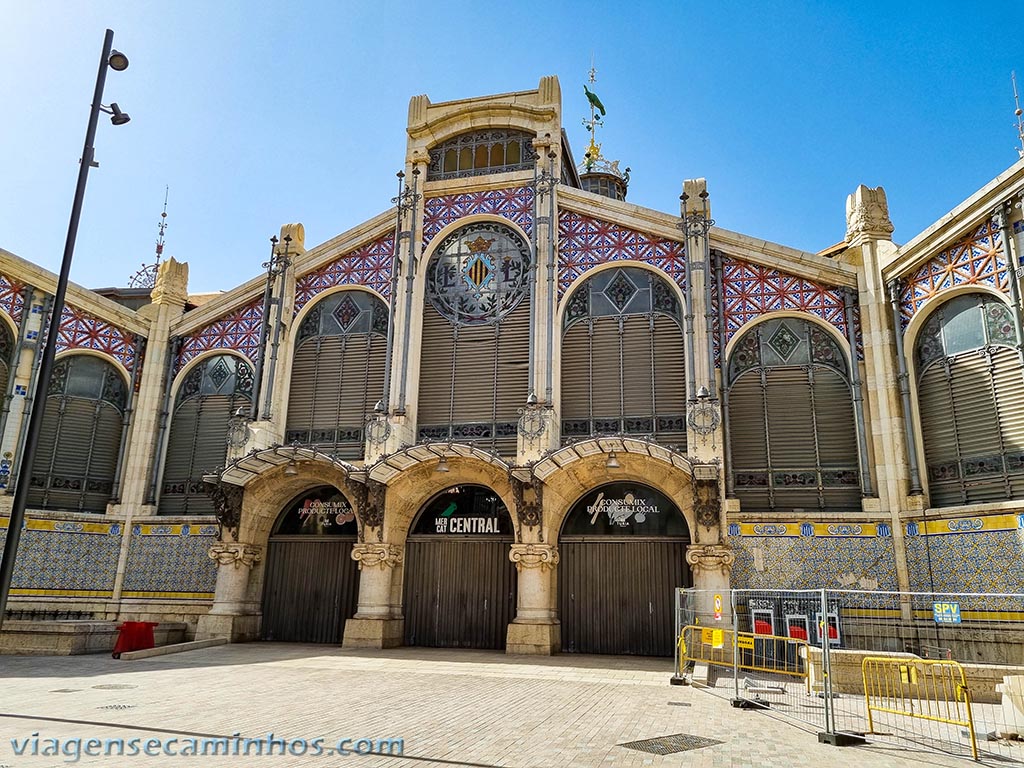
[0,518,121,596]
[557,210,686,297]
[727,522,899,599]
[900,219,1010,327]
[294,232,396,314]
[423,186,534,250]
[121,523,219,597]
[176,297,263,372]
[716,258,854,362]
[56,304,138,370]
[0,272,26,327]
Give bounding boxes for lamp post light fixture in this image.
[0,29,131,630]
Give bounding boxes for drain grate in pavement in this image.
[49,689,81,693]
[666,701,692,707]
[619,733,723,755]
[92,684,137,690]
[97,704,135,710]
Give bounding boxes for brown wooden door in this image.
[261,537,359,643]
[558,539,688,656]
[403,538,516,649]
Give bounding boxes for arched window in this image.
[28,354,127,513]
[914,293,1024,506]
[417,221,531,456]
[427,130,537,180]
[160,354,253,515]
[726,317,860,513]
[285,290,388,459]
[0,320,13,400]
[560,267,686,446]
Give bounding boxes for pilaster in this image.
[506,543,560,655]
[195,541,265,641]
[342,542,405,648]
[685,543,735,622]
[844,185,912,594]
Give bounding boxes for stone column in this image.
[843,185,913,599]
[195,541,264,641]
[685,543,735,623]
[343,543,404,648]
[506,543,560,655]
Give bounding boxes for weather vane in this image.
[581,60,607,173]
[128,186,169,288]
[1013,71,1024,161]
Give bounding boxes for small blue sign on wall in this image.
[933,602,961,624]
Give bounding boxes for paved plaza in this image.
[0,644,974,767]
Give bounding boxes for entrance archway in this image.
[558,482,690,656]
[403,484,516,649]
[261,485,360,643]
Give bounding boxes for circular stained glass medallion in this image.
[426,222,531,325]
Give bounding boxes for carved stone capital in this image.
[845,184,894,241]
[509,543,559,571]
[208,542,263,569]
[685,543,735,573]
[351,543,403,570]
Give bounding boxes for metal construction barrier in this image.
[862,656,978,761]
[674,588,1024,764]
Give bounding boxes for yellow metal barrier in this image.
[861,656,978,761]
[678,625,808,680]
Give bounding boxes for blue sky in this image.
[2,1,1021,294]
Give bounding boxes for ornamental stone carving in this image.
[692,464,721,530]
[150,257,189,307]
[845,184,894,241]
[208,542,263,569]
[202,479,244,541]
[360,479,387,540]
[509,544,559,571]
[685,543,735,573]
[351,543,403,570]
[509,474,543,535]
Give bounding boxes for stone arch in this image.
[54,347,132,388]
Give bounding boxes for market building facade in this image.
[1,75,1024,655]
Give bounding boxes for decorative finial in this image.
[128,186,169,288]
[1013,71,1024,160]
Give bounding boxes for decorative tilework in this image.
[728,532,898,594]
[899,219,1010,327]
[905,528,1024,612]
[294,232,397,314]
[0,518,121,596]
[122,523,219,597]
[0,272,26,327]
[716,258,852,360]
[176,297,263,372]
[557,210,686,296]
[423,186,534,249]
[56,304,137,370]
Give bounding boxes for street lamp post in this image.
[0,29,130,630]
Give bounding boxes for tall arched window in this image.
[28,354,127,513]
[417,221,531,456]
[285,290,388,459]
[914,293,1024,506]
[726,317,860,513]
[560,267,686,447]
[0,320,13,399]
[160,354,253,515]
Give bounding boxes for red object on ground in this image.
[753,619,772,635]
[787,625,808,640]
[112,621,159,658]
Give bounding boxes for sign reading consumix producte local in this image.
[562,483,688,537]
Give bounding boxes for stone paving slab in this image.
[0,644,981,767]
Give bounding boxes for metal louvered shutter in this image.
[766,367,819,513]
[417,307,457,428]
[0,360,9,402]
[160,394,232,515]
[588,316,623,430]
[651,315,686,447]
[729,372,771,512]
[949,352,1003,504]
[285,338,321,441]
[812,367,860,511]
[620,315,654,430]
[991,348,1024,499]
[561,322,592,426]
[491,305,530,456]
[918,362,962,507]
